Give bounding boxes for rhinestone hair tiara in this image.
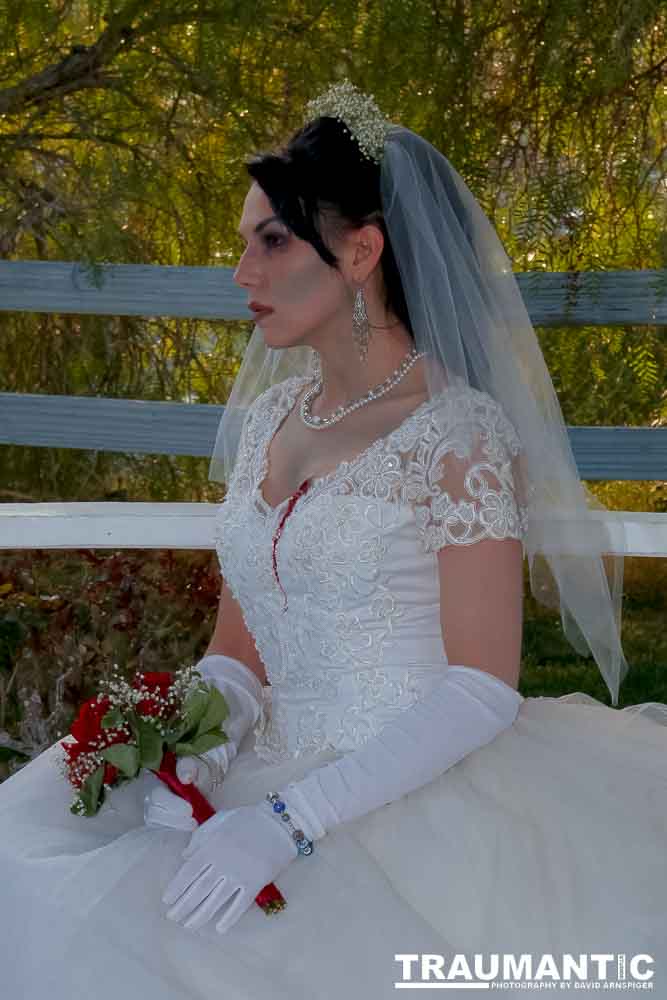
[304,79,394,165]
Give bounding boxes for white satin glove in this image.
[143,776,198,833]
[144,654,263,832]
[162,803,298,934]
[275,665,522,843]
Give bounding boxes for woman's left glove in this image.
[162,802,298,935]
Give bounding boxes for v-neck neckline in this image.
[254,375,445,515]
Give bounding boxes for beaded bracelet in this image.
[266,792,314,856]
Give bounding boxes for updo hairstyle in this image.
[244,116,414,340]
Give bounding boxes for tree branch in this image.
[0,0,147,115]
[0,1,244,116]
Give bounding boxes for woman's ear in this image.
[350,223,384,281]
[354,224,384,278]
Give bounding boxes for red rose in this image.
[137,671,174,689]
[62,739,88,787]
[132,671,174,718]
[70,696,112,747]
[64,730,127,788]
[103,762,119,785]
[65,694,132,789]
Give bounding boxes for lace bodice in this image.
[214,374,528,764]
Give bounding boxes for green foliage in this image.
[175,729,229,757]
[0,2,665,500]
[0,547,220,777]
[180,685,213,734]
[73,763,105,817]
[133,716,163,770]
[174,683,229,755]
[194,685,229,738]
[537,324,667,428]
[0,311,245,502]
[520,551,667,706]
[101,706,124,729]
[100,741,140,777]
[2,0,665,269]
[0,4,665,774]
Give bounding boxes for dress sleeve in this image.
[411,389,528,554]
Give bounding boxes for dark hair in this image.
[245,116,414,341]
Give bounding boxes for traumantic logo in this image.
[393,953,655,990]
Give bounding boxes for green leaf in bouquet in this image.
[161,717,192,745]
[75,764,105,816]
[175,727,228,757]
[101,707,124,730]
[135,717,164,770]
[195,686,230,738]
[182,686,211,731]
[100,743,140,778]
[124,709,141,742]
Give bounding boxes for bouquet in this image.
[59,665,285,915]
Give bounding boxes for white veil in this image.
[209,119,629,706]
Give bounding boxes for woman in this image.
[0,81,665,999]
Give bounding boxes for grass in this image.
[519,555,667,707]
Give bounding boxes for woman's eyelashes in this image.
[262,232,287,249]
[238,232,287,252]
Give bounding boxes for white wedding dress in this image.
[1,374,665,999]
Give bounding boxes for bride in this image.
[0,80,665,999]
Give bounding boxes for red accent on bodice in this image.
[271,479,311,612]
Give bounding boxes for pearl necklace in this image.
[299,347,426,429]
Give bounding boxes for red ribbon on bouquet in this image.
[152,749,286,915]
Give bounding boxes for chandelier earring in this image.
[352,286,371,362]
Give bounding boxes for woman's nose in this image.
[233,247,260,288]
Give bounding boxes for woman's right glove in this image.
[144,654,264,831]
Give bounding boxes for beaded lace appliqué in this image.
[214,375,527,763]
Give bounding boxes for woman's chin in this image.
[260,327,302,348]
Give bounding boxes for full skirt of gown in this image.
[0,691,666,999]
